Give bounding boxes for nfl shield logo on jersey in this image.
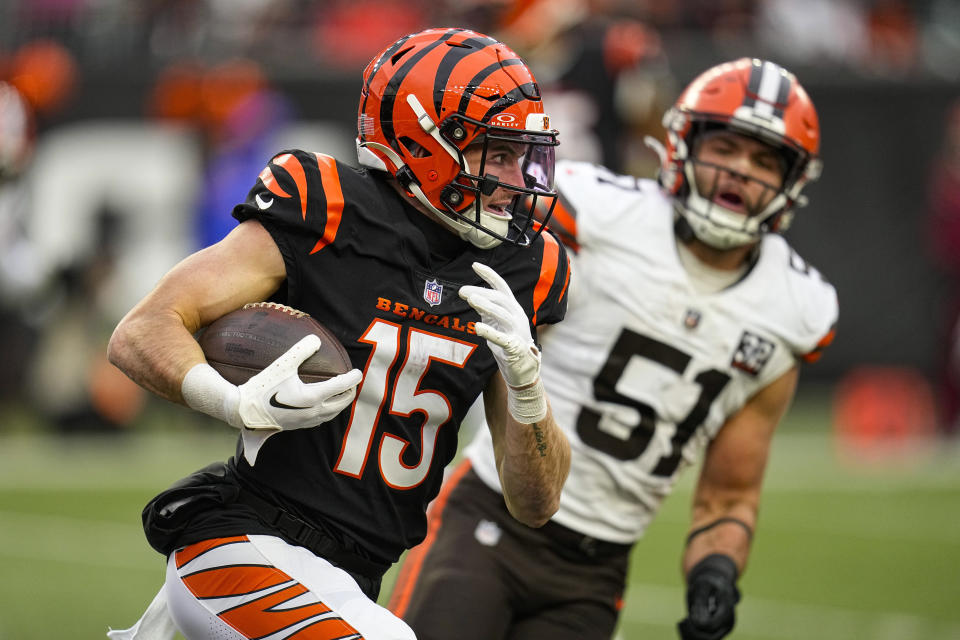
[732,330,775,375]
[423,279,442,307]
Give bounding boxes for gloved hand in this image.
[459,262,546,423]
[182,335,362,464]
[677,554,741,640]
[234,335,362,430]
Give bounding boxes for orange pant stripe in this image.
[176,537,365,639]
[175,536,249,568]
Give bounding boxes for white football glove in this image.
[459,262,547,423]
[182,334,362,465]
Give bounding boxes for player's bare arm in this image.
[107,219,286,404]
[483,372,570,527]
[684,365,799,574]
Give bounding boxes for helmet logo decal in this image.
[423,279,443,307]
[493,113,517,124]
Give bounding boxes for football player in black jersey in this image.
[107,28,571,640]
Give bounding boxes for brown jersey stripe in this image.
[272,153,309,220]
[310,153,345,255]
[532,231,561,325]
[387,459,473,617]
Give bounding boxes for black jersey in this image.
[172,149,569,568]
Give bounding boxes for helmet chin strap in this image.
[407,180,508,249]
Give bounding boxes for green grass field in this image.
[1,390,958,640]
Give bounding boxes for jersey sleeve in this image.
[232,149,346,259]
[786,251,839,364]
[530,228,571,329]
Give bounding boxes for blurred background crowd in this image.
[0,0,958,453]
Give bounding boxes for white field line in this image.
[617,582,960,640]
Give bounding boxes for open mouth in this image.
[485,203,512,219]
[714,190,747,213]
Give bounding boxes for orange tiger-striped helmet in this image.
[357,27,559,248]
[656,58,822,249]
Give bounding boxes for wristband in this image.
[181,363,242,428]
[507,377,548,423]
[686,517,753,546]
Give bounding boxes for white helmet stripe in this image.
[743,60,791,119]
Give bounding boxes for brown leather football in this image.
[198,302,351,384]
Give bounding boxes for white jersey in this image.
[466,160,838,544]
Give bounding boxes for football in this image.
[198,302,351,384]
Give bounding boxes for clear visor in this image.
[450,125,559,246]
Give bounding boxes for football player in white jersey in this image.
[388,58,838,640]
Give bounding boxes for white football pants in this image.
[107,535,415,640]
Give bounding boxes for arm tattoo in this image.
[531,422,547,457]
